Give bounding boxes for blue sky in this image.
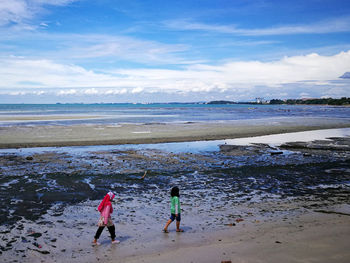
[0,0,350,103]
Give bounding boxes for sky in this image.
[0,0,350,103]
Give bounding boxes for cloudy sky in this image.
[0,0,350,103]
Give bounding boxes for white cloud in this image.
[84,88,99,95]
[64,34,190,65]
[0,0,78,27]
[57,89,77,95]
[299,92,310,98]
[32,0,76,6]
[39,22,48,27]
[0,51,350,99]
[0,57,117,88]
[131,87,144,94]
[0,0,31,26]
[0,31,196,65]
[111,51,350,90]
[105,88,127,95]
[9,91,27,95]
[320,87,349,98]
[165,16,350,36]
[32,90,46,95]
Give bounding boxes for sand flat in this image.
[1,117,350,148]
[0,122,349,262]
[0,115,103,121]
[3,201,348,263]
[121,210,350,263]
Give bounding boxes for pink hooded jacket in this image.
[98,192,115,225]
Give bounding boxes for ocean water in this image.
[0,103,350,126]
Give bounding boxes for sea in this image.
[1,103,350,126]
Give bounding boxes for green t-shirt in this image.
[170,196,181,214]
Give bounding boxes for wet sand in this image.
[0,115,102,122]
[1,116,350,148]
[2,198,349,263]
[123,207,350,263]
[1,118,350,262]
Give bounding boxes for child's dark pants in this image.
[94,225,116,240]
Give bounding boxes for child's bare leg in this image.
[163,219,172,231]
[93,238,100,245]
[176,221,183,232]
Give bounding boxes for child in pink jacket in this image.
[93,191,120,245]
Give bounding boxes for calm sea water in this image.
[0,103,350,126]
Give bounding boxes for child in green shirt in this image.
[163,186,184,233]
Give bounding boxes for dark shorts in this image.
[170,213,181,222]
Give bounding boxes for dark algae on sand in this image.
[0,135,350,259]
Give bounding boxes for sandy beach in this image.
[1,116,350,148]
[1,195,349,263]
[122,208,350,263]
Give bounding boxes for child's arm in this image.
[102,205,111,224]
[175,197,180,215]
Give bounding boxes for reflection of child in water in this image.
[163,186,184,233]
[93,192,120,245]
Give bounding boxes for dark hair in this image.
[171,186,180,197]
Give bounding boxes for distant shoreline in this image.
[208,97,350,106]
[0,97,349,106]
[1,117,350,149]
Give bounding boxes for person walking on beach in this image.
[163,186,184,233]
[93,191,120,245]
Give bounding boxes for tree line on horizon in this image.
[207,97,350,106]
[269,97,350,106]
